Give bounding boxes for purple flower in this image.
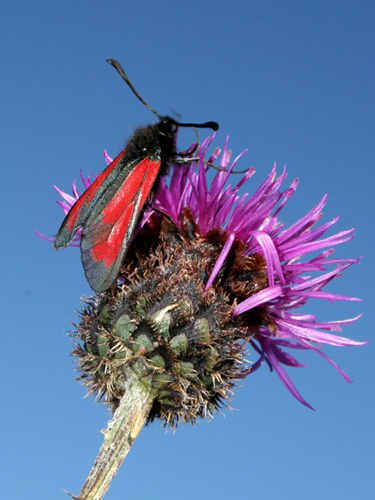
[152,135,365,409]
[41,135,365,409]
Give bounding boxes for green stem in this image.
[70,369,156,500]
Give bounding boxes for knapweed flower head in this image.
[41,134,364,425]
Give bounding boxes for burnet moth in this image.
[54,58,219,293]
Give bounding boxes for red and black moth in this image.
[54,58,219,293]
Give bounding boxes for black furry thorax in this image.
[122,116,179,173]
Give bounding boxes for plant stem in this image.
[70,369,156,500]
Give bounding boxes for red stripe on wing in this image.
[90,203,134,266]
[66,149,125,232]
[88,157,161,267]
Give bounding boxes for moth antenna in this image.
[179,121,219,131]
[107,58,163,120]
[107,58,219,132]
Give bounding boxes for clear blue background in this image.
[1,1,374,499]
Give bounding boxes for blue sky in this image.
[1,1,374,499]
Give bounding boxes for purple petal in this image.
[205,232,235,290]
[233,285,283,316]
